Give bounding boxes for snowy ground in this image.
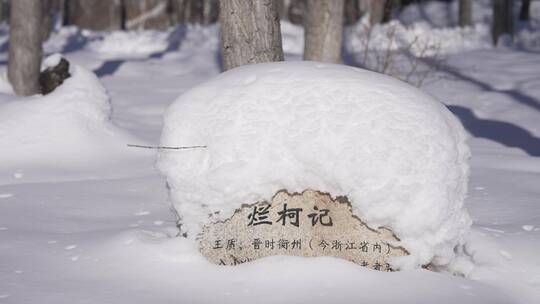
[1,2,540,304]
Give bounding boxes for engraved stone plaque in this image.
[199,189,408,271]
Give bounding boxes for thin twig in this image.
[361,22,372,67]
[381,25,396,74]
[127,144,207,150]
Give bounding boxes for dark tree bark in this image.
[287,0,306,24]
[219,0,284,71]
[40,0,66,40]
[0,0,7,24]
[41,0,55,42]
[62,0,70,26]
[8,0,43,96]
[201,0,219,24]
[188,0,205,23]
[170,0,218,24]
[344,0,362,25]
[369,0,386,25]
[276,0,288,20]
[170,0,189,24]
[69,0,122,31]
[381,0,398,23]
[303,0,344,63]
[492,0,514,45]
[278,0,362,25]
[459,0,472,27]
[519,0,530,21]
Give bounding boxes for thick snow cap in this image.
[158,61,471,269]
[0,54,141,173]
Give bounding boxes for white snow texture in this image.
[41,53,63,70]
[158,61,471,269]
[0,54,136,169]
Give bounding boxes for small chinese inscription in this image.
[199,189,408,271]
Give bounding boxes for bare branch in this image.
[127,144,207,150]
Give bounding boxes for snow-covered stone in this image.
[158,61,471,269]
[0,61,140,170]
[39,54,71,95]
[41,53,63,71]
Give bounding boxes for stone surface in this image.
[39,58,71,95]
[199,189,408,271]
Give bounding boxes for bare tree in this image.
[287,0,306,24]
[458,0,472,27]
[492,0,513,45]
[279,0,360,25]
[381,0,398,23]
[276,0,288,21]
[303,0,344,63]
[201,0,219,24]
[0,0,8,24]
[344,0,363,25]
[8,0,43,95]
[41,0,60,42]
[369,0,386,25]
[519,0,530,21]
[219,0,284,71]
[68,0,122,31]
[170,0,219,25]
[170,0,190,24]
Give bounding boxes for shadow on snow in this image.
[448,105,540,157]
[93,26,187,78]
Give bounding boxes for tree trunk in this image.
[41,0,55,42]
[382,0,398,23]
[276,0,289,20]
[492,0,513,45]
[344,0,362,26]
[458,0,472,27]
[0,0,7,24]
[170,0,188,24]
[287,0,306,24]
[170,0,218,24]
[219,0,284,71]
[201,0,219,24]
[303,0,344,63]
[369,0,386,25]
[69,0,122,31]
[62,0,70,26]
[519,0,530,21]
[8,0,43,96]
[188,0,204,23]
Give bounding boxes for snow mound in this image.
[158,61,471,270]
[280,21,304,55]
[0,56,142,171]
[87,30,169,58]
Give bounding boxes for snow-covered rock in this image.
[158,61,471,270]
[41,53,63,70]
[0,55,142,173]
